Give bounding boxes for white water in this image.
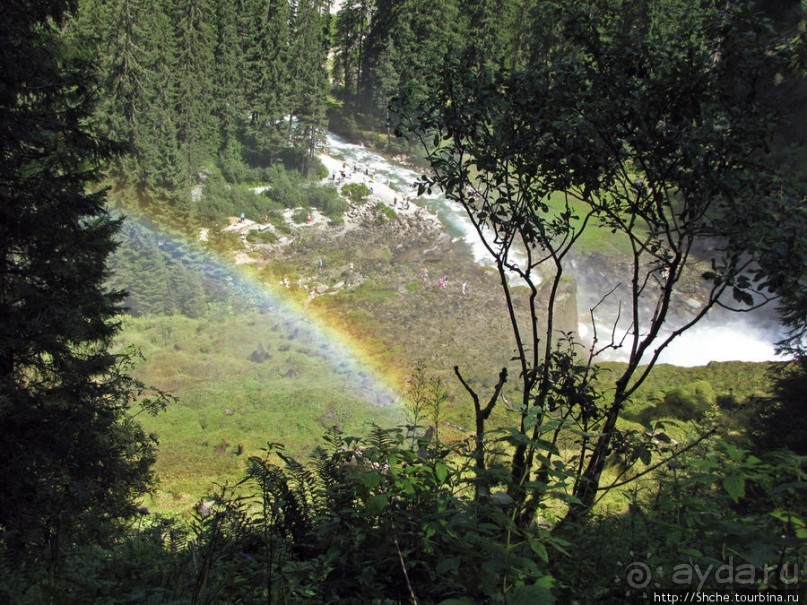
[324,133,497,267]
[322,132,784,367]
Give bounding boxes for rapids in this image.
[322,132,785,367]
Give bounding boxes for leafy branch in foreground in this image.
[396,0,802,522]
[182,427,565,603]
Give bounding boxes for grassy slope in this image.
[119,311,402,513]
[120,296,778,516]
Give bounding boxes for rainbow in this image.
[118,209,406,411]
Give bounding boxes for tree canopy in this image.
[397,0,806,517]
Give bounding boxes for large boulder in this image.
[249,343,271,363]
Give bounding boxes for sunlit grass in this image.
[118,312,404,515]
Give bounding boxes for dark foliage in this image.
[0,0,165,583]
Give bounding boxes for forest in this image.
[1,0,806,603]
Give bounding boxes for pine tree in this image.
[173,0,219,185]
[0,0,160,572]
[288,0,329,177]
[241,0,292,167]
[333,0,371,100]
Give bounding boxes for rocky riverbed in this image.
[212,152,584,412]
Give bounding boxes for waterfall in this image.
[322,132,785,367]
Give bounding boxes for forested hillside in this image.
[2,0,806,603]
[72,0,329,196]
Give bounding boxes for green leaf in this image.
[770,509,805,528]
[528,538,549,563]
[365,494,388,516]
[723,473,746,503]
[507,579,556,605]
[360,471,383,491]
[434,461,448,484]
[396,478,415,495]
[436,556,461,575]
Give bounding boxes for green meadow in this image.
[118,310,404,514]
[120,304,779,516]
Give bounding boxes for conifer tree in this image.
[242,0,292,166]
[75,0,183,192]
[173,0,219,185]
[81,0,145,151]
[464,0,525,67]
[362,0,463,123]
[333,0,371,100]
[288,0,329,176]
[0,0,160,572]
[213,0,247,178]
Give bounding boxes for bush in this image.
[246,229,277,244]
[342,182,371,202]
[555,444,807,602]
[376,202,397,222]
[648,380,716,421]
[306,185,347,219]
[263,165,304,209]
[265,209,291,233]
[183,428,560,603]
[195,178,279,223]
[310,157,329,180]
[327,106,360,139]
[292,208,310,224]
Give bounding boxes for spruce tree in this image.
[214,0,247,179]
[76,0,183,192]
[361,0,463,123]
[242,0,292,167]
[0,0,159,573]
[173,0,219,186]
[288,0,329,177]
[135,3,184,193]
[334,0,371,100]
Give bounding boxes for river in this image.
[322,132,785,367]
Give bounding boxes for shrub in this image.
[650,380,716,420]
[263,165,304,209]
[291,208,310,224]
[246,229,277,244]
[376,202,397,222]
[306,185,347,219]
[195,178,283,224]
[179,428,562,603]
[342,182,371,202]
[265,210,291,233]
